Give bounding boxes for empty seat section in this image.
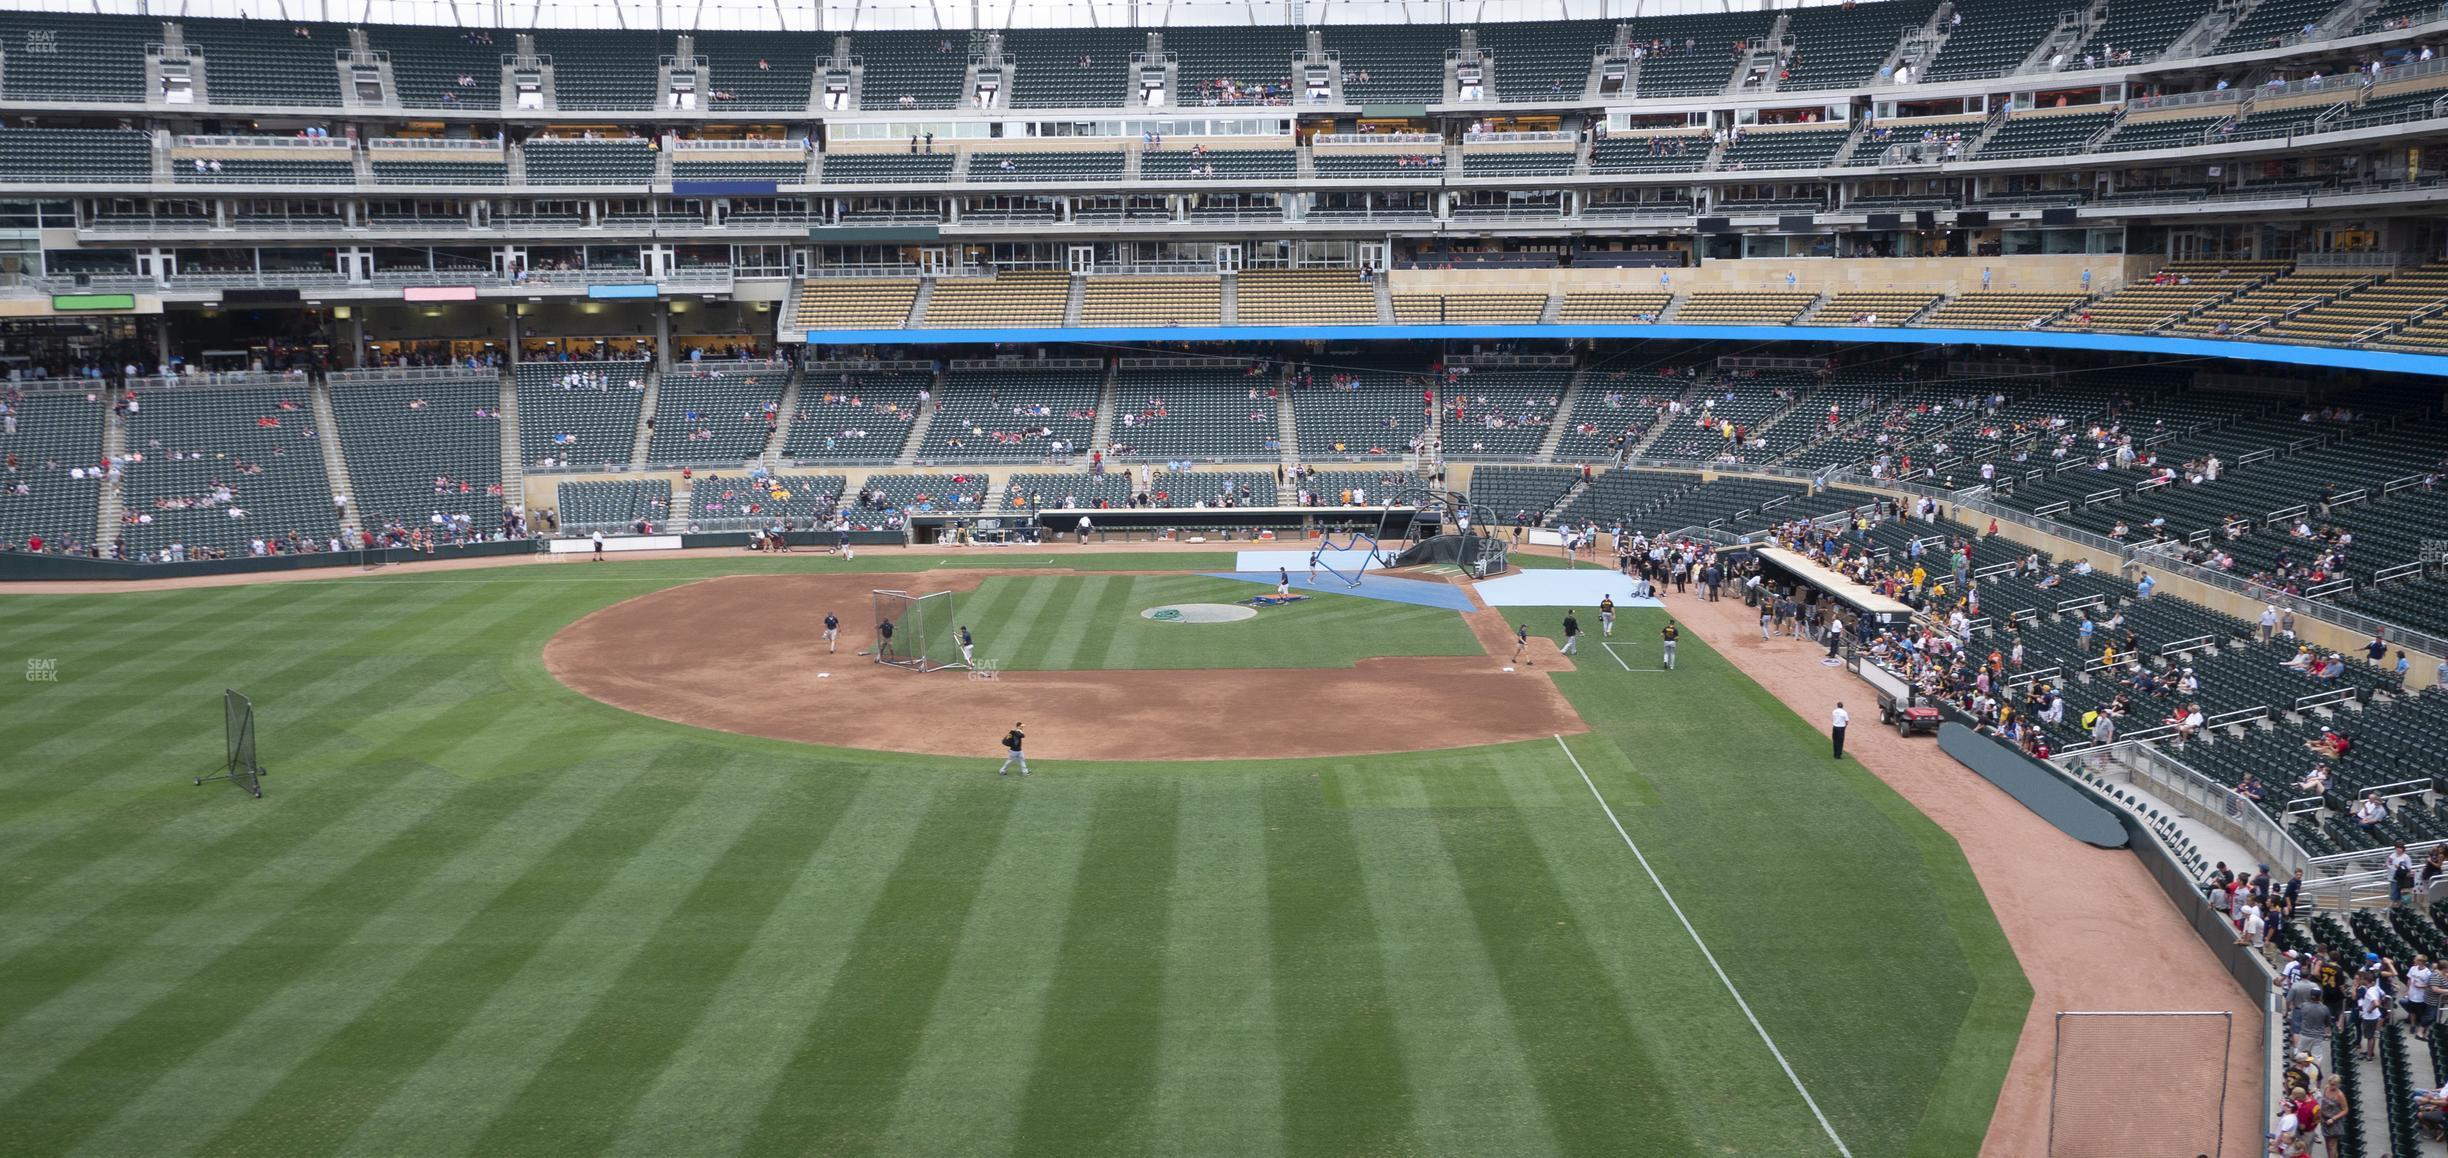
[792,279,917,330]
[1590,134,1711,173]
[1630,11,1771,96]
[1142,148,1295,179]
[690,471,847,527]
[671,155,806,182]
[515,362,648,468]
[1391,294,1546,323]
[2061,261,2282,330]
[1467,465,1580,525]
[780,370,923,462]
[2098,112,2228,151]
[1291,370,1430,460]
[2272,261,2448,344]
[1974,110,2115,159]
[846,29,970,110]
[964,150,1125,181]
[1808,292,1937,324]
[2180,268,2374,334]
[369,157,509,184]
[1170,27,1307,106]
[693,30,818,111]
[850,472,988,521]
[0,129,151,182]
[1780,2,1935,89]
[556,478,669,530]
[923,271,1068,327]
[2212,0,2340,53]
[921,366,1100,461]
[174,157,354,183]
[1460,150,1577,176]
[1311,153,1446,178]
[645,366,787,466]
[0,12,155,101]
[1719,126,1849,168]
[1922,2,2060,81]
[184,18,345,105]
[522,138,655,185]
[120,386,340,557]
[369,26,505,109]
[2087,0,2220,61]
[1475,19,1614,101]
[1921,292,2082,327]
[1003,471,1130,511]
[0,391,104,549]
[534,30,660,109]
[1002,27,1140,108]
[327,376,504,531]
[820,152,957,183]
[1558,292,1673,321]
[1442,370,1570,458]
[1235,270,1379,326]
[1106,366,1278,461]
[1325,25,1453,104]
[1675,292,1815,324]
[1079,277,1223,327]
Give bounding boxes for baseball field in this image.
[0,550,2027,1157]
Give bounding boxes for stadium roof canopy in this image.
[3,0,1844,33]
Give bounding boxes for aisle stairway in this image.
[308,381,363,532]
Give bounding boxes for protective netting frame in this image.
[870,589,965,672]
[216,689,265,797]
[2049,1011,2231,1158]
[1387,486,1508,576]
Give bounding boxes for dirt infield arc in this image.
[544,571,1589,761]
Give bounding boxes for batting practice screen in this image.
[221,689,265,797]
[870,589,964,672]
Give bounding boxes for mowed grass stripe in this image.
[64,748,640,1158]
[189,752,689,1157]
[738,781,1024,1154]
[336,748,786,1156]
[1064,572,1145,671]
[0,626,485,890]
[1028,574,1113,671]
[0,765,461,1110]
[452,761,873,1156]
[875,782,1103,1154]
[39,762,577,1156]
[980,576,1064,667]
[1261,774,1422,1154]
[1006,779,1180,1155]
[1422,764,1702,1157]
[602,773,953,1158]
[1345,776,1559,1156]
[1148,774,1286,1156]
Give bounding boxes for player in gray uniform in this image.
[998,722,1029,776]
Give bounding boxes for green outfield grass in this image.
[0,555,2025,1157]
[959,574,1482,670]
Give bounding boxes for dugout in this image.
[1750,545,1915,630]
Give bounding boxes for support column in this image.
[653,299,671,370]
[153,316,172,374]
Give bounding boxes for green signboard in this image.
[52,293,137,312]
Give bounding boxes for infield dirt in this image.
[544,570,1589,761]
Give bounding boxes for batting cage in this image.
[2047,1010,2230,1157]
[870,589,966,672]
[197,688,267,798]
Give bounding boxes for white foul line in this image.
[1552,733,1854,1157]
[1601,641,1633,671]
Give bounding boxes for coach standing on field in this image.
[1830,701,1850,759]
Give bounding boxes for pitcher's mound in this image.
[1142,603,1258,623]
